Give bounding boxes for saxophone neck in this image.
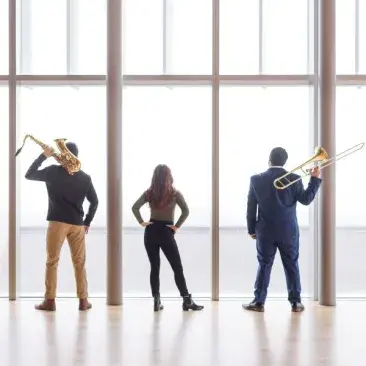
[15,134,51,157]
[32,136,49,150]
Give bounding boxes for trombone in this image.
[273,142,365,190]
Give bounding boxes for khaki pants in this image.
[45,221,88,299]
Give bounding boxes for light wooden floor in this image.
[0,298,365,366]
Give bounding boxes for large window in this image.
[0,86,9,296]
[0,0,364,300]
[220,0,309,74]
[123,0,212,74]
[360,1,366,73]
[17,86,106,296]
[122,86,212,296]
[335,0,366,75]
[219,86,313,296]
[336,87,366,296]
[262,0,308,74]
[17,0,106,74]
[0,0,8,74]
[220,0,259,74]
[336,0,356,74]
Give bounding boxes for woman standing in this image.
[132,164,204,312]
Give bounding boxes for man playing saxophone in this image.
[25,142,98,311]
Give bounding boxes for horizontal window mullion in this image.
[220,75,313,85]
[3,74,366,87]
[337,75,366,85]
[16,75,105,86]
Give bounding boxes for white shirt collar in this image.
[269,166,283,169]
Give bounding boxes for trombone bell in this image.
[312,147,328,162]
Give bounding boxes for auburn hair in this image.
[145,164,176,209]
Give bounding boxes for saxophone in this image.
[15,134,81,175]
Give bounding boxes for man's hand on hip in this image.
[84,226,89,234]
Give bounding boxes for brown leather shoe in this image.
[79,298,92,311]
[291,302,305,312]
[35,299,56,311]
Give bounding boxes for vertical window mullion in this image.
[212,0,219,301]
[307,0,311,75]
[19,0,32,74]
[67,0,78,74]
[9,0,17,300]
[259,0,263,74]
[355,0,360,75]
[311,0,320,301]
[162,0,172,74]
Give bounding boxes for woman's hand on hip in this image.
[141,221,152,227]
[166,225,178,233]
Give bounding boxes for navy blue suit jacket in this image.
[246,167,322,242]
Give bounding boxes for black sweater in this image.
[25,154,98,227]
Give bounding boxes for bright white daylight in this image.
[1,0,366,365]
[1,0,364,299]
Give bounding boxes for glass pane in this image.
[168,0,212,74]
[0,86,9,296]
[359,0,366,73]
[262,0,308,74]
[336,0,355,74]
[219,86,312,296]
[17,86,106,296]
[18,0,67,74]
[336,87,366,295]
[123,0,212,75]
[0,0,8,74]
[74,0,106,74]
[122,86,211,296]
[123,0,163,74]
[220,0,259,74]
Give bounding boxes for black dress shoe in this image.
[291,302,305,312]
[182,294,204,311]
[242,301,264,312]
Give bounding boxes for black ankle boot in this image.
[154,295,164,312]
[182,294,204,311]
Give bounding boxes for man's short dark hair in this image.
[269,147,288,167]
[66,142,79,157]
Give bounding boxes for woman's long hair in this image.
[146,164,176,209]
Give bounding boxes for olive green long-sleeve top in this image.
[132,190,189,228]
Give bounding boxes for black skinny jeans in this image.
[144,219,189,297]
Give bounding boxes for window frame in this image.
[3,0,366,300]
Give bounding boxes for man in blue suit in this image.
[243,147,322,312]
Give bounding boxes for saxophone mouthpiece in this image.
[14,147,23,157]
